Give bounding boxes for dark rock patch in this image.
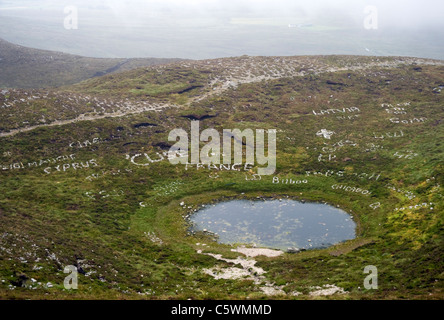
[181,114,218,121]
[177,85,204,94]
[133,122,158,129]
[154,142,172,150]
[123,142,138,147]
[326,80,346,86]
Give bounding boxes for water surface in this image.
[190,199,356,251]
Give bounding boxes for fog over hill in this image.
[0,0,443,60]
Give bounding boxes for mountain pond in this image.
[190,199,356,251]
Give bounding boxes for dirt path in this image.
[190,58,444,103]
[0,102,176,138]
[2,57,442,139]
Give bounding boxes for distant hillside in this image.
[0,38,185,89]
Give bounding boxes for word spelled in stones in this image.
[331,184,371,195]
[127,150,187,167]
[44,159,98,174]
[272,177,308,184]
[390,117,427,125]
[393,151,418,160]
[305,170,381,181]
[185,162,254,172]
[312,107,360,116]
[382,102,410,115]
[318,154,337,162]
[245,173,262,181]
[365,143,384,152]
[395,203,434,211]
[322,140,357,153]
[373,131,404,139]
[69,137,102,149]
[336,115,360,121]
[2,154,76,172]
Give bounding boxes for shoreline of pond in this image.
[184,195,358,252]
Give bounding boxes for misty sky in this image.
[0,0,443,59]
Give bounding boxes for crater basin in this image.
[190,199,356,251]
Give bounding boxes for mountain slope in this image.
[0,38,184,88]
[0,54,443,300]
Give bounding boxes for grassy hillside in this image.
[0,55,443,300]
[0,38,184,89]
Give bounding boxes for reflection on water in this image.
[190,199,356,251]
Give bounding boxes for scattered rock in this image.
[287,247,306,254]
[309,284,347,296]
[233,247,284,258]
[133,122,157,129]
[259,285,285,296]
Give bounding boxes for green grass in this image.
[0,56,443,300]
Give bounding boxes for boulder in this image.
[287,247,301,254]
